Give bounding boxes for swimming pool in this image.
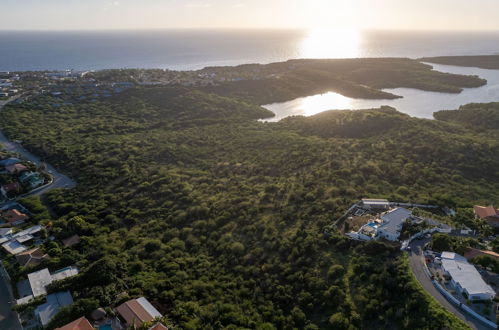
[367,222,378,228]
[99,325,112,330]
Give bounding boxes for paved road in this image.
[0,264,21,330]
[408,238,490,330]
[0,97,76,197]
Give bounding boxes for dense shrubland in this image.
[2,84,498,328]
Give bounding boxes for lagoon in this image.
[262,63,499,121]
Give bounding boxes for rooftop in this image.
[441,252,495,296]
[35,291,73,326]
[117,297,162,327]
[28,268,53,297]
[378,207,412,235]
[473,205,499,219]
[54,316,94,330]
[2,239,27,254]
[362,198,389,205]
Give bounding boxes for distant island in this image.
[420,55,499,70]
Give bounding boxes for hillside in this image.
[3,87,499,329]
[434,102,499,130]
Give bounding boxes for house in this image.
[473,205,499,227]
[116,297,162,328]
[0,158,21,167]
[19,171,37,183]
[0,227,13,237]
[54,316,94,330]
[25,266,79,298]
[28,174,45,189]
[2,239,27,254]
[35,291,74,327]
[16,247,49,267]
[376,208,412,241]
[1,182,21,198]
[441,252,496,301]
[28,268,53,297]
[18,171,45,189]
[1,208,30,225]
[149,323,169,330]
[361,198,390,210]
[5,163,28,174]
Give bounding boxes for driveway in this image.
[408,238,490,330]
[0,97,76,197]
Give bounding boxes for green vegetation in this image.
[420,55,499,70]
[434,102,499,130]
[201,58,486,105]
[3,83,499,328]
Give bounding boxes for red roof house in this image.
[116,297,162,328]
[1,209,29,225]
[5,163,28,174]
[54,317,94,330]
[474,205,499,227]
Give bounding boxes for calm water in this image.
[262,63,499,120]
[0,29,499,71]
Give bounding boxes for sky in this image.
[1,0,499,31]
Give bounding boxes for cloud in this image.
[232,3,246,8]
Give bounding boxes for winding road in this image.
[0,96,76,330]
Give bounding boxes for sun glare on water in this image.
[300,28,362,59]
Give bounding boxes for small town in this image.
[339,199,499,329]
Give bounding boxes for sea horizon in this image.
[1,29,499,71]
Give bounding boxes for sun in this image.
[300,28,362,59]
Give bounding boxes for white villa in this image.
[348,207,412,242]
[441,252,496,301]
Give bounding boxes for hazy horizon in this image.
[2,0,499,31]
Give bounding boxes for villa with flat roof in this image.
[441,252,496,301]
[348,207,412,242]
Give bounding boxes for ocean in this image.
[0,29,499,71]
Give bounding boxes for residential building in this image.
[2,240,27,254]
[16,247,49,267]
[0,227,13,237]
[441,252,496,301]
[1,208,30,225]
[116,297,162,328]
[5,163,28,174]
[361,198,390,210]
[1,182,21,198]
[55,316,94,330]
[28,268,53,297]
[149,323,169,330]
[24,266,79,299]
[376,207,412,241]
[0,158,21,167]
[35,291,74,327]
[473,205,499,227]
